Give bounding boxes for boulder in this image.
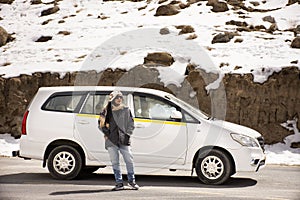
[155,5,180,16]
[0,26,8,47]
[41,6,60,16]
[287,0,300,5]
[0,0,14,4]
[226,20,248,27]
[159,27,170,35]
[207,0,229,12]
[250,1,260,6]
[212,2,229,12]
[287,25,300,37]
[186,33,197,40]
[291,37,300,49]
[212,32,238,44]
[144,52,175,66]
[57,31,71,35]
[30,0,42,4]
[35,36,52,42]
[262,15,276,23]
[176,25,195,35]
[206,0,218,6]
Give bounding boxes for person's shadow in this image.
[0,172,257,195]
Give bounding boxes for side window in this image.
[133,94,180,121]
[182,111,199,124]
[43,94,83,113]
[80,93,128,115]
[80,93,108,115]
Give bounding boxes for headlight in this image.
[231,133,259,147]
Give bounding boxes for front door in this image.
[132,93,187,166]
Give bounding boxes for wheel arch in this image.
[43,139,86,168]
[192,146,236,176]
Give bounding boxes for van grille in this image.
[257,136,265,152]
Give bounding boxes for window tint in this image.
[80,93,128,115]
[43,94,83,112]
[182,111,199,124]
[133,94,180,121]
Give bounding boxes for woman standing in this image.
[99,91,139,191]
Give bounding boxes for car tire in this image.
[195,149,232,185]
[47,145,82,180]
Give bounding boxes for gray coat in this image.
[100,106,135,148]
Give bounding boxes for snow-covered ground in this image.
[0,1,299,164]
[0,0,299,83]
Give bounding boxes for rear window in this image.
[42,93,85,113]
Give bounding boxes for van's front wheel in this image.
[47,145,82,180]
[195,149,232,185]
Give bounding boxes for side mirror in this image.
[170,110,182,120]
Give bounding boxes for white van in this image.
[18,86,265,185]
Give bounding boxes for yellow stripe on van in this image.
[134,118,186,126]
[76,114,186,126]
[76,113,99,118]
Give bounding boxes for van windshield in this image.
[168,95,210,120]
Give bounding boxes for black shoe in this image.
[112,183,124,191]
[128,182,139,190]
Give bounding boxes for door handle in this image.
[78,120,89,125]
[135,123,145,128]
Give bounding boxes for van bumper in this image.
[230,147,266,172]
[19,136,44,160]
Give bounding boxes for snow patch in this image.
[0,134,20,157]
[265,118,300,165]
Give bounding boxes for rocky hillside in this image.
[0,0,300,147]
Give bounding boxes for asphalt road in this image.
[0,157,299,200]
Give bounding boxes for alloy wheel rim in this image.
[201,155,224,180]
[53,151,76,175]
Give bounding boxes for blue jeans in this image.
[107,144,135,184]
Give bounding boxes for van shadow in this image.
[0,172,257,190]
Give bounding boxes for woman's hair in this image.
[105,102,112,124]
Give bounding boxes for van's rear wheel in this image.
[195,149,232,185]
[47,145,82,180]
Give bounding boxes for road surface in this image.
[0,157,299,200]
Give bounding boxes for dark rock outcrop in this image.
[223,67,300,144]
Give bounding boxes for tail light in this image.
[22,111,29,135]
